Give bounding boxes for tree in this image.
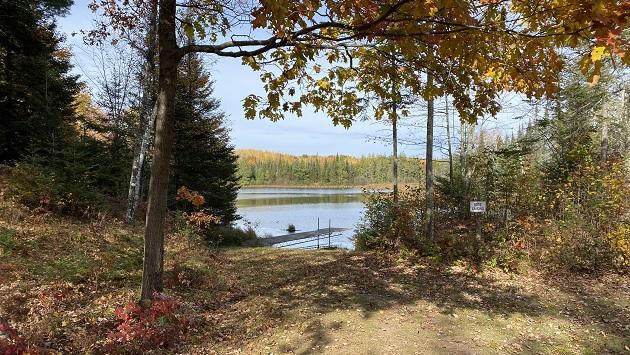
[425,72,435,241]
[172,52,239,224]
[445,95,454,185]
[0,0,78,163]
[90,0,629,303]
[125,0,159,223]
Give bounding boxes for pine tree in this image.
[171,53,239,224]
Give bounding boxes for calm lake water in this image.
[235,187,365,249]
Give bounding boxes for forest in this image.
[0,0,629,353]
[237,149,440,186]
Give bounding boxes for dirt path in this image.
[183,249,629,354]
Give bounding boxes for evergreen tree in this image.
[0,0,78,163]
[172,53,239,224]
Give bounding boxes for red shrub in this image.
[0,320,29,355]
[105,293,190,352]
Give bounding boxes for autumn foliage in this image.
[176,186,206,208]
[104,293,190,352]
[0,320,30,355]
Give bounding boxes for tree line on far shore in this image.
[237,149,445,186]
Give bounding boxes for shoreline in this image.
[239,183,422,190]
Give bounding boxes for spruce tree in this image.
[0,0,78,163]
[172,53,239,224]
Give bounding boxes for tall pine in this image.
[172,53,239,224]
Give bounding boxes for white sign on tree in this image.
[470,201,486,213]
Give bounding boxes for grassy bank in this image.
[0,196,628,353]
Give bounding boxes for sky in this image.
[56,0,531,158]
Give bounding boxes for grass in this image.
[0,226,16,256]
[0,196,628,354]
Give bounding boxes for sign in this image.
[470,201,486,213]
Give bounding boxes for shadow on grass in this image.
[193,249,547,352]
[233,250,542,316]
[538,271,630,348]
[181,248,629,354]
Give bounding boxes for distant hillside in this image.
[236,149,443,186]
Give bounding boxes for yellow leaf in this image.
[316,78,330,90]
[590,46,606,62]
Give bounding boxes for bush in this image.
[0,319,30,354]
[173,208,261,247]
[608,224,630,267]
[104,293,190,352]
[286,224,296,233]
[355,188,425,252]
[9,161,107,216]
[539,157,630,271]
[203,226,260,247]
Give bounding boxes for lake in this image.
[235,187,366,249]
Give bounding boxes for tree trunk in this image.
[392,103,398,202]
[445,95,453,185]
[125,1,158,223]
[126,103,157,222]
[140,0,178,303]
[425,72,435,241]
[600,119,608,162]
[621,87,628,151]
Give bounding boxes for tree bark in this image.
[140,0,178,303]
[392,103,398,202]
[445,95,453,185]
[425,72,435,241]
[126,1,158,223]
[126,103,157,223]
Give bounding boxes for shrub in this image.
[608,224,630,267]
[539,157,630,270]
[173,206,260,247]
[203,226,260,247]
[8,161,107,216]
[286,224,296,233]
[355,188,425,252]
[104,293,190,352]
[0,319,30,354]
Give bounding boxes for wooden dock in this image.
[260,228,348,246]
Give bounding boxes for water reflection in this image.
[236,193,363,207]
[235,187,366,249]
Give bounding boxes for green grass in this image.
[0,226,16,256]
[32,252,93,282]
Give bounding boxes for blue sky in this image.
[57,0,529,157]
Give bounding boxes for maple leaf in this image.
[590,46,606,62]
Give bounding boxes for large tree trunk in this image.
[126,2,158,223]
[140,0,178,303]
[425,72,434,241]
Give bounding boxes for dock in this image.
[260,227,348,246]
